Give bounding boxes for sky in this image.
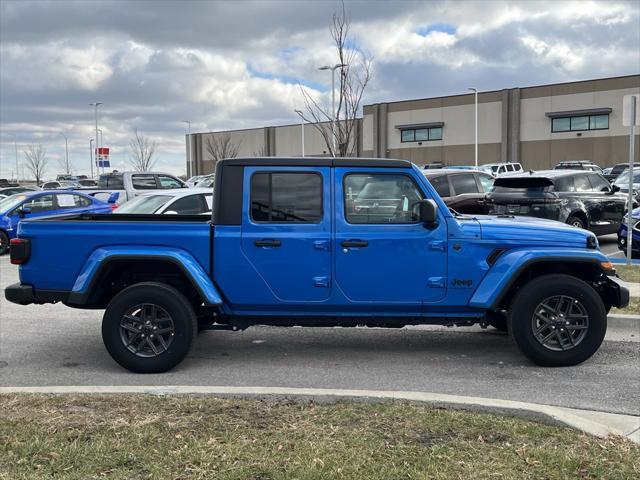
[1,0,639,178]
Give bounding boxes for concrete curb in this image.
[1,385,638,443]
[608,314,640,329]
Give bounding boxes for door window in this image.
[22,195,54,213]
[251,172,322,223]
[587,174,611,192]
[132,174,158,189]
[477,173,494,193]
[574,174,592,192]
[344,174,424,224]
[429,175,450,197]
[168,194,208,214]
[158,175,184,189]
[450,173,480,195]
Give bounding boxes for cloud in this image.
[0,0,638,177]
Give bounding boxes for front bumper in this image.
[5,283,69,305]
[604,276,630,309]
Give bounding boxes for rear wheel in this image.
[567,215,586,229]
[508,274,606,366]
[102,282,197,373]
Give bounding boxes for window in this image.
[574,174,592,192]
[251,172,322,223]
[450,174,480,195]
[22,194,54,213]
[43,182,59,189]
[344,174,424,224]
[158,175,184,189]
[400,126,443,142]
[477,173,494,193]
[132,174,157,189]
[554,177,575,192]
[429,176,450,197]
[169,195,208,214]
[56,194,91,208]
[98,174,124,189]
[588,174,611,192]
[551,114,609,132]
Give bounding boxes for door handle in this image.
[254,239,281,247]
[341,240,368,248]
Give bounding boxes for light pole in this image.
[468,88,478,167]
[89,139,94,178]
[89,102,103,173]
[60,133,69,174]
[294,110,305,157]
[319,63,348,156]
[14,142,19,183]
[182,120,192,176]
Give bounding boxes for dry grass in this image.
[616,264,640,284]
[1,394,639,480]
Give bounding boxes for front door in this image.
[240,167,332,303]
[334,168,447,310]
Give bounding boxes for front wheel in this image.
[508,274,606,366]
[102,282,197,373]
[566,215,586,229]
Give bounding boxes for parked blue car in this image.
[0,190,113,254]
[618,207,640,259]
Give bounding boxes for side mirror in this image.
[418,199,438,225]
[610,184,621,193]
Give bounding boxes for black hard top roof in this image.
[217,157,412,168]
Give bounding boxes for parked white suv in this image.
[479,162,523,176]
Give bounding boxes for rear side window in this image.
[553,177,575,192]
[132,174,158,189]
[574,174,592,192]
[344,173,424,224]
[169,194,208,214]
[477,173,494,193]
[251,172,322,223]
[450,174,479,195]
[56,194,91,208]
[429,176,450,197]
[98,174,124,189]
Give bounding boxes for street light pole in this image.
[294,110,305,157]
[468,88,478,167]
[89,139,94,178]
[89,102,103,173]
[14,142,19,183]
[60,133,69,174]
[319,63,348,157]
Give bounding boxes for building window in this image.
[400,126,442,142]
[551,114,609,133]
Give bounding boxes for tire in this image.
[507,274,606,367]
[566,215,586,229]
[487,311,508,332]
[0,230,9,255]
[102,282,197,373]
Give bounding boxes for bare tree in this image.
[299,1,372,157]
[23,144,48,185]
[128,128,158,172]
[205,133,241,170]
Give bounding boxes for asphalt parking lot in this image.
[1,256,638,416]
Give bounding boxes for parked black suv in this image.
[423,169,494,214]
[485,170,633,235]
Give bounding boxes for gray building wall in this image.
[186,74,640,174]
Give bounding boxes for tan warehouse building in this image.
[186,74,639,175]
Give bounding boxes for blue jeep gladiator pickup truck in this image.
[5,158,629,373]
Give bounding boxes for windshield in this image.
[614,169,640,184]
[114,195,172,214]
[0,194,27,213]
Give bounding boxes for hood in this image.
[470,214,594,248]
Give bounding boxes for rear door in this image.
[240,167,332,302]
[334,168,447,308]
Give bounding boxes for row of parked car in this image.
[0,162,638,257]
